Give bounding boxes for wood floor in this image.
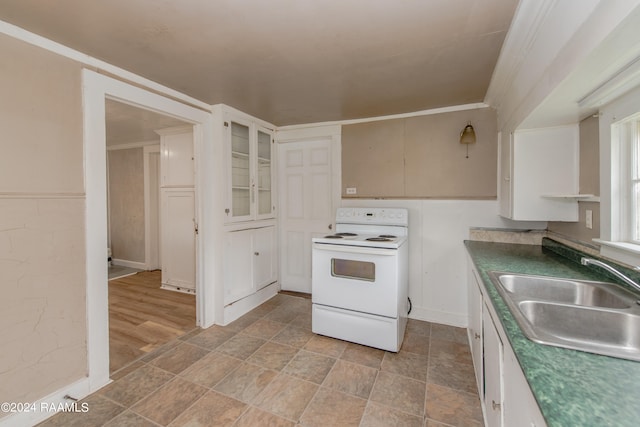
[109,270,196,374]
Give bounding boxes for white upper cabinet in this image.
[256,127,273,219]
[229,118,252,220]
[156,126,196,294]
[499,124,580,221]
[157,126,194,188]
[225,113,275,222]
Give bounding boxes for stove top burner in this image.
[379,234,397,238]
[335,232,358,236]
[366,237,392,242]
[324,235,343,239]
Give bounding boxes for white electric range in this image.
[311,207,410,352]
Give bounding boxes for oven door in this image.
[312,242,399,318]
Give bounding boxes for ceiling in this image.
[0,0,519,126]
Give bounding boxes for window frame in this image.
[615,116,640,244]
[598,85,640,267]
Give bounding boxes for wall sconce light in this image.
[459,122,476,158]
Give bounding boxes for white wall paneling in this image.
[341,199,545,327]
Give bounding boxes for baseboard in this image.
[112,259,146,270]
[0,377,94,427]
[222,282,279,325]
[161,283,196,294]
[409,306,468,328]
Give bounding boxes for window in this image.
[331,258,375,281]
[594,88,640,266]
[598,85,640,266]
[616,114,640,244]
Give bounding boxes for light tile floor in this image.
[39,294,484,427]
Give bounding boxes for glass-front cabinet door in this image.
[256,127,273,219]
[229,120,251,220]
[225,116,275,222]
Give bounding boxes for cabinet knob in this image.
[328,224,333,230]
[474,333,481,340]
[254,252,260,256]
[492,400,501,411]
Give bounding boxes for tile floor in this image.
[39,294,484,427]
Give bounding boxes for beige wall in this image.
[341,108,498,198]
[0,35,87,408]
[0,36,84,194]
[108,148,146,263]
[548,116,600,243]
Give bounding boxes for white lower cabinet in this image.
[468,259,547,427]
[503,344,548,427]
[224,225,277,306]
[483,306,504,427]
[467,266,483,392]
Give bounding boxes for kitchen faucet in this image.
[580,257,640,297]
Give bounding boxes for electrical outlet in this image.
[346,187,357,195]
[586,210,593,229]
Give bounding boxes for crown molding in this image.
[484,0,557,110]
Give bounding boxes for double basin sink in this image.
[488,271,640,362]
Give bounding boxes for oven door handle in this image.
[312,242,397,256]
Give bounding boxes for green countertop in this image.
[464,239,640,427]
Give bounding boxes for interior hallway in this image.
[40,293,482,426]
[109,270,196,373]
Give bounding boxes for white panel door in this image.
[278,139,334,293]
[161,189,196,292]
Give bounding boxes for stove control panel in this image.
[336,208,408,226]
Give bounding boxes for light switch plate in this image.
[346,187,357,195]
[586,209,593,229]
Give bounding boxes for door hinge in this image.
[224,121,229,127]
[194,223,199,235]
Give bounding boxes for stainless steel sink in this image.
[488,271,640,362]
[496,273,633,309]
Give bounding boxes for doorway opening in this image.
[105,99,197,373]
[83,70,218,392]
